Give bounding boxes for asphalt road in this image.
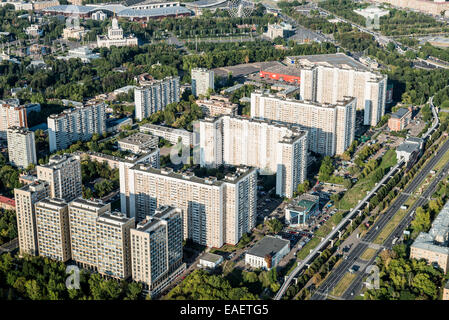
[342,149,449,300]
[310,136,449,300]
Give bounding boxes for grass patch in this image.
[330,272,357,297]
[360,248,377,261]
[339,149,397,211]
[373,209,408,245]
[296,237,320,261]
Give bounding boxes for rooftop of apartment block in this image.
[285,53,371,72]
[36,197,68,209]
[131,163,257,186]
[412,200,449,255]
[253,90,357,108]
[97,210,134,227]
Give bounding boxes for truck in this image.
[400,205,408,210]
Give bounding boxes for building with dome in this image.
[96,17,138,48]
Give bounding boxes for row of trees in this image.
[364,245,445,300]
[0,254,144,300]
[0,209,17,246]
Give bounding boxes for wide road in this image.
[342,154,449,299]
[274,157,404,300]
[311,136,449,300]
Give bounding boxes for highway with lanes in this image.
[342,155,449,299]
[310,136,449,300]
[274,157,405,300]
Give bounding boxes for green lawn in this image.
[339,149,397,211]
[330,272,357,297]
[360,248,377,261]
[373,209,408,245]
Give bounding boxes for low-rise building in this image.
[264,23,294,40]
[285,193,320,227]
[117,132,159,154]
[199,252,223,269]
[58,46,100,63]
[0,195,15,211]
[396,137,424,164]
[388,107,412,131]
[410,200,449,273]
[140,123,192,146]
[62,26,86,40]
[245,235,290,270]
[195,95,238,117]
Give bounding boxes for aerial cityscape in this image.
[2,0,449,310]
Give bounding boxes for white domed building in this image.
[97,17,138,48]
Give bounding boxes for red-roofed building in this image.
[259,65,301,84]
[0,195,15,211]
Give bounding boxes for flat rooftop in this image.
[118,132,158,146]
[212,61,285,78]
[412,200,449,255]
[391,108,410,119]
[261,64,302,77]
[200,252,223,263]
[246,236,290,258]
[131,163,256,186]
[285,53,370,72]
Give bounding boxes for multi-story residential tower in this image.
[96,211,135,280]
[134,76,180,121]
[36,154,82,202]
[191,68,214,97]
[130,206,183,294]
[285,53,387,126]
[14,181,50,256]
[199,115,308,198]
[251,91,356,156]
[47,101,106,152]
[0,102,27,139]
[68,198,111,270]
[125,165,257,247]
[7,126,37,168]
[35,198,71,262]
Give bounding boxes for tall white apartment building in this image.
[96,211,135,280]
[124,165,257,247]
[199,115,308,198]
[251,91,356,156]
[35,198,71,262]
[14,181,50,256]
[134,76,180,121]
[285,53,387,126]
[191,68,214,97]
[116,148,160,215]
[139,123,192,146]
[36,154,82,202]
[47,101,106,152]
[7,126,37,168]
[68,198,111,270]
[0,102,27,139]
[130,206,183,293]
